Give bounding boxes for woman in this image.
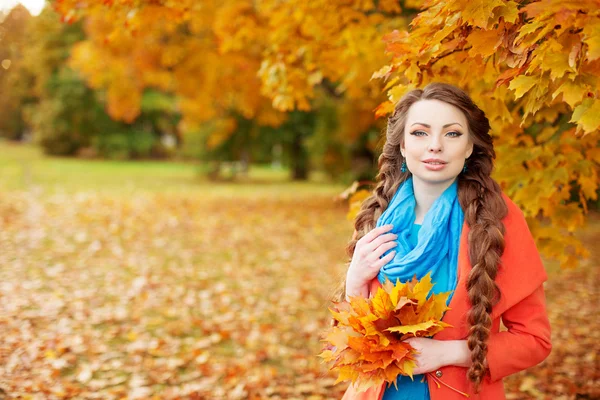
[335,82,552,399]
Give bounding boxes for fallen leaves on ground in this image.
[0,189,350,399]
[0,189,597,399]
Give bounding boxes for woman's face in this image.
[401,99,473,188]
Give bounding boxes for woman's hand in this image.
[345,224,397,300]
[404,338,472,375]
[404,337,448,375]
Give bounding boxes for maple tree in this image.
[369,0,599,269]
[13,7,137,156]
[50,0,411,177]
[8,6,184,157]
[52,0,407,115]
[0,5,33,140]
[54,0,286,158]
[19,9,104,155]
[52,0,599,268]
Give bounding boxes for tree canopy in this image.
[52,0,600,268]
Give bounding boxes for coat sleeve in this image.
[485,283,552,382]
[485,194,552,383]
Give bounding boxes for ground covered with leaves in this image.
[0,144,597,399]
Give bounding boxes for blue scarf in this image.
[376,176,464,303]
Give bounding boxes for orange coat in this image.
[341,193,552,400]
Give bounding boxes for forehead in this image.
[405,99,468,128]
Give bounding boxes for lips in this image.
[422,159,447,164]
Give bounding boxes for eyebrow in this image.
[411,122,463,128]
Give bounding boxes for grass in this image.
[0,139,345,197]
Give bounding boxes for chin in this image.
[413,171,460,184]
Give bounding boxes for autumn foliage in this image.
[319,273,452,392]
[50,0,402,147]
[49,0,600,270]
[370,0,599,269]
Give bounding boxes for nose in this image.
[428,135,442,153]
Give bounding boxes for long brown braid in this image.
[330,82,509,392]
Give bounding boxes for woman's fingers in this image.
[371,250,396,269]
[348,225,398,286]
[361,232,397,254]
[359,224,394,245]
[371,240,397,259]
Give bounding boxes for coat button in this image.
[435,370,443,378]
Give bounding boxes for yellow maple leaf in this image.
[462,0,505,28]
[508,75,538,99]
[552,80,588,108]
[386,319,438,335]
[467,28,503,58]
[575,99,600,134]
[582,21,600,61]
[410,272,434,306]
[372,286,395,318]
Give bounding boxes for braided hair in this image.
[331,82,508,392]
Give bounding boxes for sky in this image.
[0,0,45,16]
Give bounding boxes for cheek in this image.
[459,138,472,155]
[404,138,425,155]
[450,142,471,158]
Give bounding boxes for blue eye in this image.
[410,130,463,137]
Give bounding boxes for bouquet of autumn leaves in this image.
[318,272,452,392]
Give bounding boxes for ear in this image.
[400,141,405,158]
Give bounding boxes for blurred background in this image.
[0,0,598,399]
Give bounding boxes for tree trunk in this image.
[290,129,309,180]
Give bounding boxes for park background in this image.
[0,0,598,399]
